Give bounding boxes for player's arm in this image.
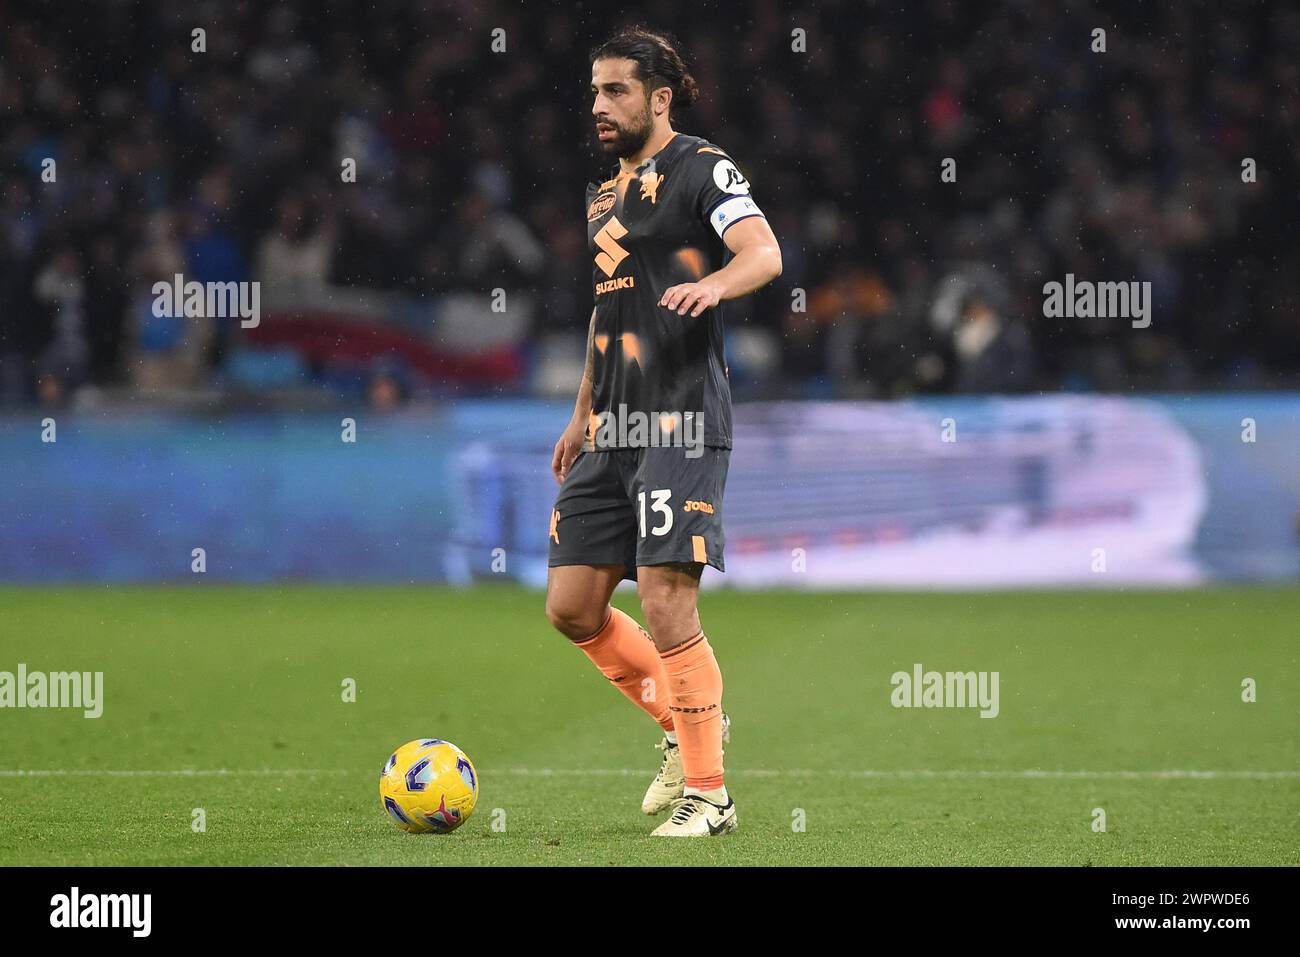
[551,306,597,484]
[660,217,782,317]
[572,304,598,421]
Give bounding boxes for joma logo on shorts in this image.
[683,500,714,514]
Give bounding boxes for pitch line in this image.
[0,768,1296,780]
[0,768,356,778]
[499,768,1300,780]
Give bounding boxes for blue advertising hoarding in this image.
[1,395,1296,587]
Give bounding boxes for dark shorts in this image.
[548,446,729,581]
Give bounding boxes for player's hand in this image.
[551,415,587,484]
[660,281,722,317]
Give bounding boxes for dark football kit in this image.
[548,132,765,580]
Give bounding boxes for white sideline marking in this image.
[500,769,1300,780]
[0,768,1296,780]
[0,769,356,778]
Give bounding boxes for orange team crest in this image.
[639,171,663,204]
[550,509,560,544]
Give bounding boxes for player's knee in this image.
[545,594,605,641]
[638,588,695,641]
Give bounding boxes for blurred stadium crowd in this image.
[2,0,1298,409]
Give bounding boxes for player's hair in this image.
[590,27,699,114]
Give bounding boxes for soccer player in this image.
[545,28,782,837]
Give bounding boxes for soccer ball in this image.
[379,738,479,834]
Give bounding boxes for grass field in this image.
[0,585,1296,866]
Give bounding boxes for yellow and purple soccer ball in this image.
[379,739,479,834]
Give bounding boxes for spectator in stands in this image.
[126,211,214,393]
[2,2,1297,403]
[950,290,1037,394]
[445,191,545,291]
[32,245,89,407]
[255,192,336,289]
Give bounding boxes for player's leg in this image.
[546,451,675,734]
[544,565,673,732]
[631,560,698,815]
[627,447,736,836]
[636,562,735,836]
[543,562,624,641]
[635,560,704,652]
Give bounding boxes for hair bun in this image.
[678,73,700,109]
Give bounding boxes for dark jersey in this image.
[584,132,765,452]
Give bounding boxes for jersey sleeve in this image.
[685,144,766,240]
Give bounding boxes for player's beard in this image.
[598,100,654,159]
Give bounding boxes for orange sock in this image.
[659,632,725,792]
[573,608,675,732]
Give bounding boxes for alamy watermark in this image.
[152,273,260,328]
[589,404,704,457]
[890,663,999,718]
[1042,273,1151,328]
[50,887,150,937]
[0,664,103,718]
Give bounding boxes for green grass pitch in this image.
[0,585,1296,866]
